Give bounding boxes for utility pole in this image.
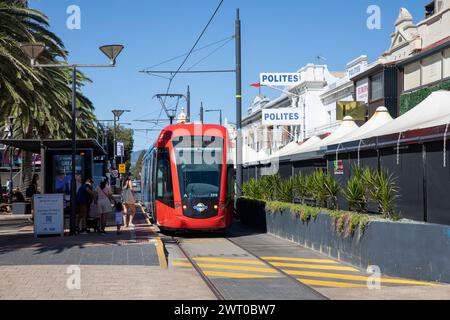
[200,102,204,124]
[235,8,243,198]
[187,86,191,123]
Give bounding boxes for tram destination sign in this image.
[260,73,301,86]
[262,108,302,126]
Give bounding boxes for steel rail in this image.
[173,236,225,300]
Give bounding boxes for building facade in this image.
[397,0,450,114]
[319,55,369,134]
[352,1,450,119]
[243,64,341,156]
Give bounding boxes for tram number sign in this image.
[118,164,126,174]
[111,170,119,178]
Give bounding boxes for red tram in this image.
[140,123,234,231]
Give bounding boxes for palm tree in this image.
[0,0,98,189]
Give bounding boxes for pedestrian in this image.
[5,179,12,195]
[76,177,95,234]
[95,179,114,234]
[115,201,125,235]
[26,174,40,198]
[122,175,136,227]
[26,174,39,219]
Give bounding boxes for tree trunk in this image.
[21,123,34,192]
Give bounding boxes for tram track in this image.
[173,236,225,300]
[171,233,328,300]
[224,236,328,300]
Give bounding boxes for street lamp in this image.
[20,43,124,236]
[205,109,223,126]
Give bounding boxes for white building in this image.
[318,56,369,137]
[242,64,342,156]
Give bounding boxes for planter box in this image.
[238,198,450,284]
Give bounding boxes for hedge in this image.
[400,80,450,115]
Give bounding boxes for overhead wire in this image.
[137,0,224,129]
[143,35,234,71]
[186,36,234,71]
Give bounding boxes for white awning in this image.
[301,116,359,153]
[335,106,394,144]
[243,144,259,165]
[358,90,450,139]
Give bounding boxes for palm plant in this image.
[307,170,329,207]
[276,177,294,203]
[0,1,98,189]
[242,178,261,200]
[324,173,341,209]
[259,174,282,201]
[345,175,367,212]
[293,173,308,203]
[370,170,399,219]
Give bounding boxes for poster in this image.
[34,194,64,237]
[333,160,344,175]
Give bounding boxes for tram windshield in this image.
[173,136,223,199]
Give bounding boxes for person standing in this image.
[122,176,136,228]
[95,180,114,234]
[114,202,125,235]
[26,174,40,219]
[5,179,12,195]
[76,178,95,234]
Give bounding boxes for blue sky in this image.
[29,0,426,151]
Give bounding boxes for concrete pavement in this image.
[0,208,215,300]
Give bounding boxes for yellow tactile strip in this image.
[262,256,438,288]
[172,257,281,279]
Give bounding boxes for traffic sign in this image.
[118,164,126,174]
[111,170,119,178]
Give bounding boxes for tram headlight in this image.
[182,204,188,210]
[213,204,219,210]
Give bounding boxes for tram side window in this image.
[226,165,235,202]
[156,150,174,207]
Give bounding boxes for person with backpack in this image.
[76,178,95,234]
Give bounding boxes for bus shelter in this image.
[0,139,106,220]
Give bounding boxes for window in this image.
[156,149,174,207]
[226,165,235,202]
[370,72,384,101]
[173,136,223,199]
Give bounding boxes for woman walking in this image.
[95,179,114,234]
[122,176,136,227]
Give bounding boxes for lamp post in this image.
[205,109,222,126]
[20,43,124,236]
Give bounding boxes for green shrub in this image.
[370,170,400,220]
[242,178,258,199]
[345,175,367,212]
[265,201,321,222]
[324,173,341,209]
[276,177,294,203]
[307,170,329,207]
[293,173,308,203]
